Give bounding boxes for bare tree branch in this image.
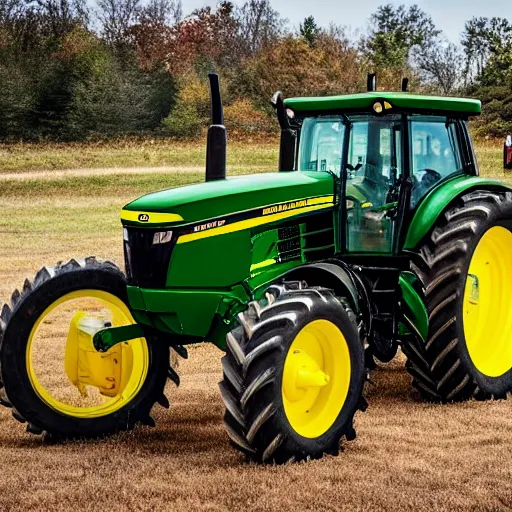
[235,0,286,55]
[136,0,182,26]
[413,40,463,94]
[96,0,141,45]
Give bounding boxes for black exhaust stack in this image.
[367,73,377,92]
[271,91,296,172]
[205,73,226,182]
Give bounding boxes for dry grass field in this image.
[0,140,510,511]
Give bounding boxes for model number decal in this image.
[193,219,226,232]
[262,200,308,216]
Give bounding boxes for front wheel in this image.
[0,257,170,438]
[220,282,367,464]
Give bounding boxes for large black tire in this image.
[0,257,174,438]
[219,282,367,464]
[402,190,512,402]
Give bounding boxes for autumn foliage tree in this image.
[0,1,511,140]
[242,33,362,104]
[128,2,238,73]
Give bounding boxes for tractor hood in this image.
[121,172,336,227]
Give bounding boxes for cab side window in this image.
[410,116,462,206]
[298,117,345,175]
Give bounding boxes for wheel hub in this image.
[463,226,512,377]
[282,319,351,439]
[26,289,149,418]
[283,349,330,403]
[65,312,129,398]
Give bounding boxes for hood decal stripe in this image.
[177,196,334,244]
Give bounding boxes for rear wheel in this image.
[0,257,171,437]
[219,282,367,463]
[403,190,512,401]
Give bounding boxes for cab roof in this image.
[284,92,481,117]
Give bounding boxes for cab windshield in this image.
[298,114,464,200]
[297,113,466,252]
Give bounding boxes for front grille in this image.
[278,226,300,240]
[303,213,335,262]
[271,213,335,264]
[278,237,301,252]
[277,225,301,262]
[124,228,175,287]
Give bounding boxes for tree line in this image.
[0,0,511,141]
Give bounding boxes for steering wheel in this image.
[418,168,442,187]
[412,168,442,204]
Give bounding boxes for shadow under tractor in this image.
[1,74,511,463]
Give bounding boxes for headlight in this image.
[152,231,173,245]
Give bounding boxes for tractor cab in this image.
[280,90,480,254]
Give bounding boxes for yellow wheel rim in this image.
[282,319,351,439]
[27,290,149,418]
[463,226,512,378]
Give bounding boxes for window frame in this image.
[408,115,472,211]
[408,115,465,181]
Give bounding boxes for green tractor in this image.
[1,74,511,463]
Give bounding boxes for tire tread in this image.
[220,282,366,463]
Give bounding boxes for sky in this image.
[180,0,512,43]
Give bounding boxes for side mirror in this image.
[504,135,512,170]
[271,91,296,172]
[271,91,290,130]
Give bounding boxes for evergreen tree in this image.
[300,16,319,48]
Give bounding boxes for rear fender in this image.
[404,176,512,250]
